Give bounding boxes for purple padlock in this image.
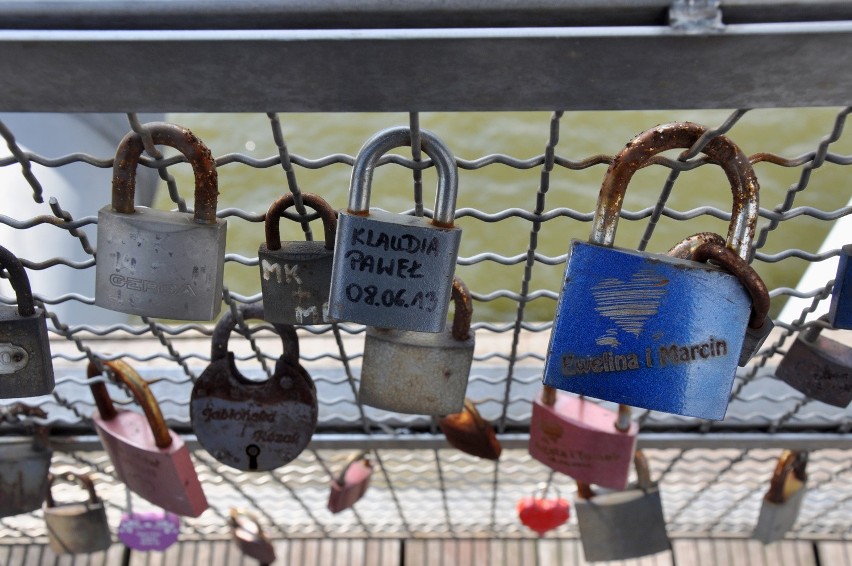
[118,510,180,551]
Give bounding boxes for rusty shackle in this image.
[111,122,219,225]
[0,245,36,317]
[264,192,337,251]
[210,303,299,367]
[576,450,653,499]
[451,276,473,342]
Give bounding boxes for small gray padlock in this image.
[775,316,852,407]
[753,450,807,544]
[0,245,54,398]
[575,450,671,562]
[0,404,51,517]
[95,122,227,321]
[259,192,337,325]
[43,472,113,555]
[328,127,461,333]
[359,276,474,415]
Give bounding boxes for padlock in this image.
[328,127,461,332]
[89,359,208,517]
[753,450,808,544]
[230,508,276,565]
[529,387,637,490]
[575,450,671,562]
[327,452,373,514]
[517,483,570,536]
[259,193,337,325]
[543,122,760,420]
[0,245,54,398]
[118,509,180,551]
[95,122,227,320]
[190,303,318,471]
[0,404,52,517]
[774,316,852,407]
[43,472,112,555]
[829,244,852,329]
[359,275,474,415]
[438,398,502,460]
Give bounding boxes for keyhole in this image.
[246,444,261,470]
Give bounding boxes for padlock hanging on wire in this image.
[753,450,808,544]
[543,122,764,420]
[438,398,502,460]
[42,472,113,555]
[0,403,52,517]
[327,127,462,333]
[327,451,373,514]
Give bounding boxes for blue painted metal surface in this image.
[542,241,751,420]
[829,244,852,330]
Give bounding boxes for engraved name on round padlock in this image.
[190,304,318,471]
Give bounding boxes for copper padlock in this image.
[90,359,208,517]
[753,450,808,544]
[438,398,502,460]
[327,452,373,514]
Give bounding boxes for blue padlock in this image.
[542,122,760,420]
[828,244,852,329]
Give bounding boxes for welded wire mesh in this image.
[0,108,850,543]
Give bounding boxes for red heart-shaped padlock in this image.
[517,494,570,536]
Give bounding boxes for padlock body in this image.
[575,485,670,561]
[44,501,112,554]
[438,410,502,461]
[543,241,751,420]
[739,315,774,366]
[95,206,227,320]
[0,442,51,517]
[529,391,636,489]
[328,209,461,332]
[258,242,333,324]
[190,356,318,471]
[753,486,806,544]
[93,410,208,517]
[234,532,276,564]
[829,244,852,329]
[327,460,373,513]
[0,305,54,398]
[118,511,180,551]
[359,325,474,415]
[774,332,852,407]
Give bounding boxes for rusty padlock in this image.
[43,472,113,555]
[190,303,318,471]
[575,450,671,562]
[90,359,208,517]
[95,122,227,320]
[327,452,373,514]
[359,276,474,415]
[774,316,852,407]
[0,245,54,398]
[753,450,807,544]
[230,508,276,565]
[259,193,337,325]
[438,398,502,460]
[0,403,51,517]
[529,387,637,490]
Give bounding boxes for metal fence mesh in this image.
[0,108,850,543]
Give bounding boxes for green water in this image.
[163,109,852,322]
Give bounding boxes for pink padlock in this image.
[529,386,637,490]
[230,508,276,564]
[327,453,373,514]
[89,360,208,517]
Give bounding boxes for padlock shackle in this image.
[264,192,337,251]
[576,450,653,498]
[210,303,299,367]
[0,245,36,317]
[593,122,759,261]
[87,359,173,449]
[692,242,770,329]
[45,472,99,508]
[347,127,459,227]
[451,276,473,341]
[335,451,371,485]
[766,450,808,504]
[111,122,219,225]
[666,232,726,260]
[801,315,830,343]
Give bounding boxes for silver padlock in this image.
[259,192,337,325]
[359,276,474,415]
[328,127,461,332]
[753,450,807,544]
[575,450,671,562]
[0,245,54,398]
[43,472,113,555]
[95,122,227,320]
[0,404,52,517]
